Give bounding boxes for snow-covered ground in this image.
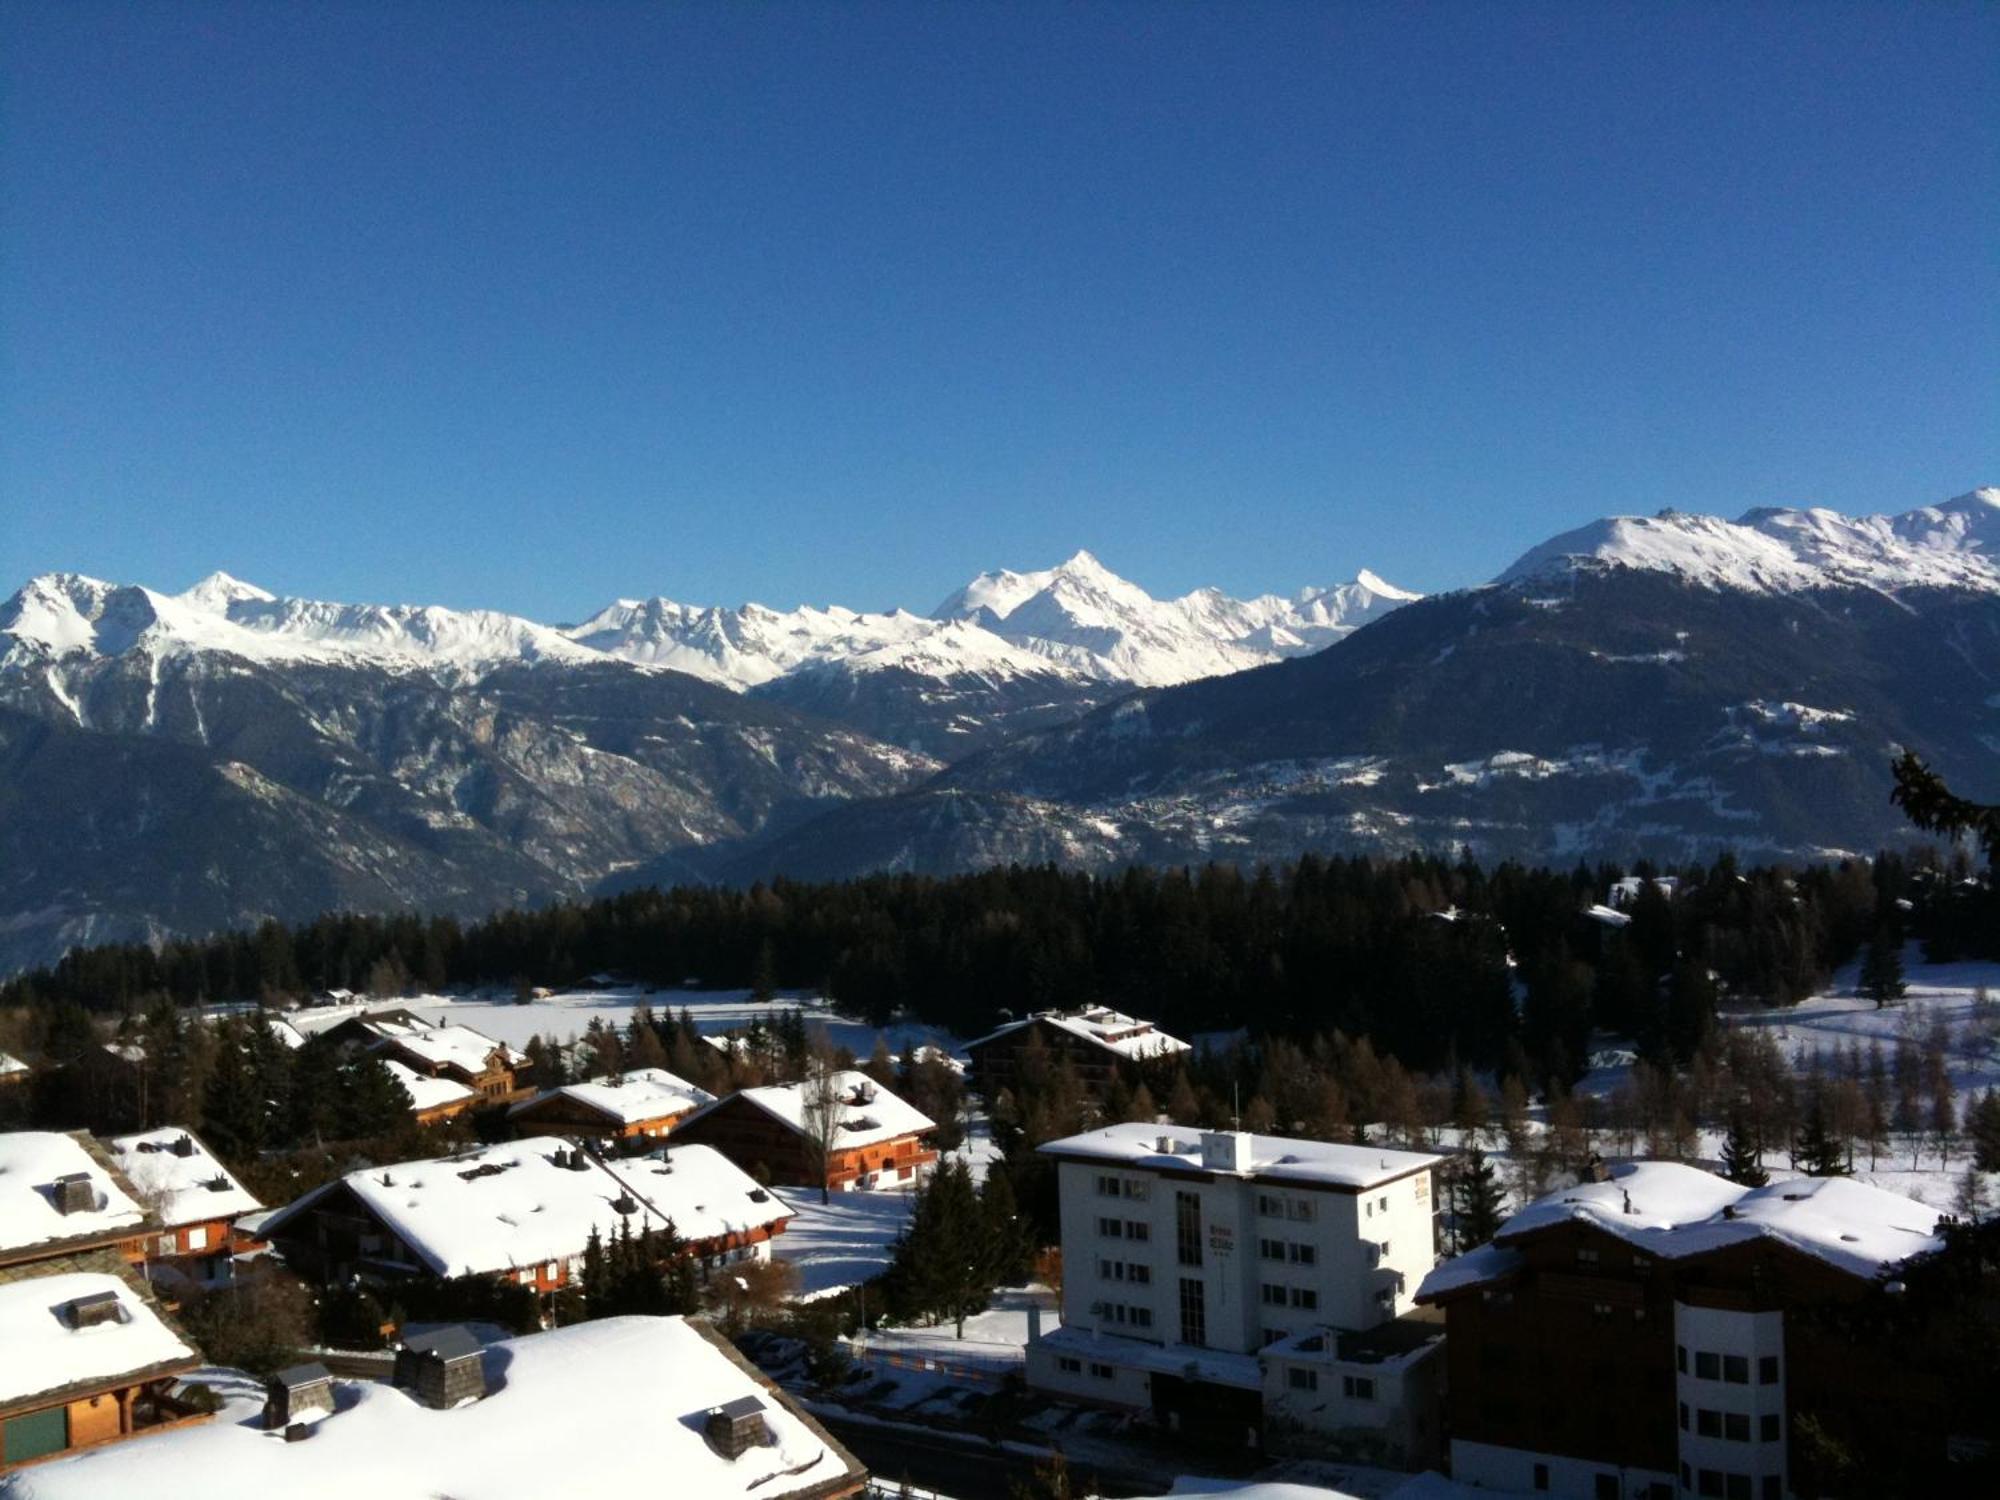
[853,1283,1059,1368]
[771,1184,915,1298]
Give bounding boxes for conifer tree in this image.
[1795,1096,1849,1178]
[1456,1146,1506,1249]
[1971,1090,2000,1172]
[1720,1108,1769,1186]
[1859,931,1906,1009]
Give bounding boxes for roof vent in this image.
[264,1363,335,1430]
[611,1193,638,1215]
[1839,1233,1859,1243]
[1782,1192,1808,1202]
[206,1174,233,1192]
[52,1172,97,1215]
[705,1395,768,1459]
[748,1188,770,1203]
[64,1291,127,1329]
[171,1134,197,1158]
[1156,1134,1177,1154]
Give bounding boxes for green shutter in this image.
[3,1405,69,1465]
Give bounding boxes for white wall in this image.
[1451,1438,1676,1499]
[1024,1338,1152,1410]
[1673,1303,1787,1497]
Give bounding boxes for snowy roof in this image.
[507,1068,715,1127]
[965,1007,1192,1061]
[0,1050,28,1078]
[1040,1122,1440,1191]
[693,1070,935,1151]
[1417,1161,1944,1300]
[0,1269,197,1409]
[1036,1324,1262,1390]
[0,1132,149,1261]
[381,1059,476,1115]
[372,1020,524,1074]
[4,1315,862,1500]
[258,1138,792,1278]
[105,1128,262,1227]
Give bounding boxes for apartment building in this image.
[1025,1123,1442,1453]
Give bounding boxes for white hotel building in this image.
[1026,1123,1446,1461]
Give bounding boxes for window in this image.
[1097,1217,1123,1239]
[1677,1344,1688,1373]
[1258,1193,1285,1218]
[1342,1375,1375,1401]
[1761,1480,1781,1500]
[1681,1464,1692,1490]
[1723,1355,1749,1384]
[1177,1277,1207,1347]
[1724,1412,1749,1442]
[1287,1197,1316,1224]
[1576,1245,1601,1264]
[1097,1174,1122,1197]
[1760,1414,1781,1443]
[1130,1306,1153,1329]
[1679,1402,1689,1431]
[1697,1409,1722,1438]
[1127,1220,1150,1241]
[1123,1179,1151,1202]
[1696,1351,1720,1380]
[186,1225,209,1251]
[1260,1238,1286,1261]
[1365,1200,1373,1219]
[1175,1191,1203,1268]
[1099,1259,1120,1280]
[1595,1477,1619,1500]
[1758,1355,1779,1385]
[1089,1363,1114,1380]
[1287,1367,1318,1392]
[1377,1195,1388,1213]
[1533,1464,1549,1492]
[1260,1283,1287,1307]
[1289,1286,1319,1310]
[1697,1470,1723,1499]
[1374,1287,1394,1307]
[1130,1263,1151,1285]
[1288,1242,1317,1265]
[1726,1477,1751,1500]
[1057,1356,1082,1374]
[1632,1253,1652,1269]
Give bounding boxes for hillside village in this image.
[0,895,1996,1498]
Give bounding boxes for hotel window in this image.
[1260,1238,1286,1261]
[1760,1414,1781,1442]
[1258,1193,1285,1218]
[1130,1306,1153,1328]
[1725,1412,1749,1442]
[1533,1464,1549,1492]
[1289,1241,1316,1265]
[1697,1470,1723,1498]
[1089,1363,1114,1380]
[1697,1408,1722,1438]
[1679,1402,1689,1431]
[1726,1477,1751,1500]
[1594,1478,1618,1500]
[1057,1356,1082,1374]
[1099,1259,1122,1280]
[1260,1284,1287,1307]
[1289,1286,1318,1310]
[1175,1191,1204,1268]
[1342,1375,1375,1401]
[1761,1480,1781,1500]
[1127,1220,1150,1242]
[1098,1217,1123,1238]
[1178,1277,1207,1347]
[1723,1354,1749,1384]
[1287,1367,1318,1392]
[1576,1245,1600,1264]
[1287,1197,1316,1224]
[1677,1344,1688,1373]
[1130,1263,1151,1284]
[1758,1355,1779,1385]
[1097,1175,1122,1197]
[1696,1350,1720,1380]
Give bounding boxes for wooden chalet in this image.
[0,1256,210,1473]
[0,1130,156,1273]
[670,1070,937,1192]
[506,1067,715,1142]
[256,1136,794,1295]
[105,1127,263,1290]
[963,1006,1191,1096]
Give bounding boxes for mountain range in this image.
[2,489,1994,973]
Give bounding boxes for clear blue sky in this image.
[3,1,1993,619]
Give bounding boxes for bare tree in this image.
[797,1039,847,1205]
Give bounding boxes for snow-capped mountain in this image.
[1497,488,2000,594]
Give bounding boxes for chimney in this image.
[394,1326,486,1409]
[53,1172,97,1215]
[64,1291,127,1329]
[705,1396,768,1459]
[1155,1134,1177,1155]
[172,1134,196,1158]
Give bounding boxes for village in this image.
[0,938,1994,1500]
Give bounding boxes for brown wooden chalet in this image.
[0,1131,157,1273]
[104,1128,263,1291]
[669,1070,937,1192]
[505,1067,713,1142]
[0,1252,211,1473]
[963,1007,1191,1098]
[1416,1161,1956,1500]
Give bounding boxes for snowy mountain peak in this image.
[1495,489,2000,595]
[179,571,277,610]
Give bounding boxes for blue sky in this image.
[2,1,1993,619]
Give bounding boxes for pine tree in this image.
[1795,1096,1849,1178]
[1859,931,1906,1009]
[1971,1090,2000,1172]
[1456,1146,1505,1248]
[1721,1108,1769,1186]
[1950,1165,1989,1221]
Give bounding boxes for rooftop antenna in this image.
[1232,1083,1241,1132]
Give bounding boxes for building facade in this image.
[964,1009,1191,1097]
[671,1071,937,1192]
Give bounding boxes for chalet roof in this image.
[402,1325,481,1362]
[106,1127,262,1227]
[964,1007,1192,1062]
[372,1020,526,1074]
[273,1362,333,1388]
[680,1070,935,1152]
[0,1266,196,1411]
[1417,1161,1946,1301]
[381,1059,476,1115]
[0,1131,151,1263]
[507,1068,714,1127]
[3,1315,863,1500]
[257,1138,792,1279]
[1040,1122,1440,1191]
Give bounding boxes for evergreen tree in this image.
[1795,1096,1849,1177]
[1971,1090,2000,1173]
[1456,1146,1506,1248]
[885,1159,992,1336]
[1859,931,1906,1009]
[200,1024,265,1160]
[1950,1165,1989,1220]
[1720,1108,1769,1187]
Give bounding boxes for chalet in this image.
[381,1060,479,1124]
[0,1259,209,1473]
[964,1007,1191,1096]
[506,1067,715,1142]
[0,1131,154,1271]
[348,1016,528,1103]
[105,1128,263,1290]
[1416,1161,1948,1500]
[256,1136,794,1294]
[670,1071,937,1192]
[10,1315,867,1500]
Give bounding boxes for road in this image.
[818,1415,1167,1500]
